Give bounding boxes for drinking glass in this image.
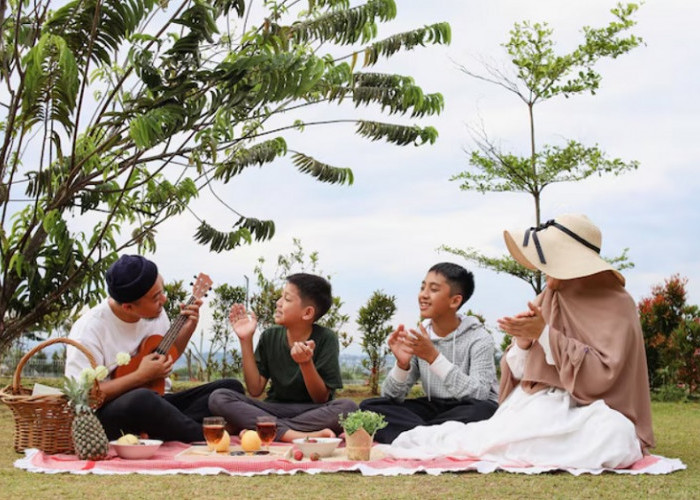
[255,416,277,452]
[203,416,226,452]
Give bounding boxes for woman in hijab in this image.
[382,214,654,469]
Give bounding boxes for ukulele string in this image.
[155,295,197,355]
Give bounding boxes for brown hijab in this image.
[499,271,655,450]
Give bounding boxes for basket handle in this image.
[12,337,98,393]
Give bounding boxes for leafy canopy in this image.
[0,0,450,349]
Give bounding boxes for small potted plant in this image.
[339,410,387,460]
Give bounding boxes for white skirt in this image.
[380,386,642,469]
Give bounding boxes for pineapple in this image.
[63,377,109,461]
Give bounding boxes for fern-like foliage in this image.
[363,22,451,66]
[195,218,276,252]
[129,103,187,149]
[20,34,79,133]
[292,0,397,45]
[356,120,438,146]
[212,0,246,17]
[291,152,354,185]
[213,138,288,182]
[352,73,444,118]
[46,0,159,66]
[167,1,219,65]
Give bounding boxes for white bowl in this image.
[110,439,163,459]
[292,437,342,458]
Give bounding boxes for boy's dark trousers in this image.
[359,396,498,444]
[97,378,244,442]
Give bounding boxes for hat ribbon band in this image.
[523,220,601,265]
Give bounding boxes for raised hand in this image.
[388,325,413,370]
[290,340,315,365]
[229,303,258,341]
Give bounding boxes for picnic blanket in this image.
[14,440,686,477]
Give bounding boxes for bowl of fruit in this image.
[292,436,342,459]
[110,434,163,459]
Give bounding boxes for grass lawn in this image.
[0,380,697,499]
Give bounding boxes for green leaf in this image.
[363,22,451,66]
[291,152,354,185]
[356,121,438,146]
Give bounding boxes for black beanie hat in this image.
[106,255,158,303]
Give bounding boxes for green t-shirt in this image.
[254,324,343,403]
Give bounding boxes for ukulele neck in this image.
[154,295,195,355]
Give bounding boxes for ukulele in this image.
[114,273,213,395]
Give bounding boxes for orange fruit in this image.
[240,430,261,452]
[214,430,231,452]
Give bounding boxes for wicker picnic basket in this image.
[0,337,103,454]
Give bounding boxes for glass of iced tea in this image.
[203,416,226,452]
[255,415,277,452]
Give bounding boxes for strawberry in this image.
[293,449,303,461]
[310,452,320,461]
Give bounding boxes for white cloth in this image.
[505,342,529,380]
[65,300,171,389]
[538,325,555,365]
[380,386,643,470]
[505,326,555,380]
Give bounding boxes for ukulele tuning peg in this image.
[189,281,193,287]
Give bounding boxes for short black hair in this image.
[286,273,332,321]
[428,262,474,309]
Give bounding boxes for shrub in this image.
[639,275,700,396]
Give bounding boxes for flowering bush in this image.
[638,275,700,396]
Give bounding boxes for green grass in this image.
[1,380,698,499]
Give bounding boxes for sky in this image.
[149,0,700,353]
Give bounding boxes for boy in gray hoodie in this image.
[359,262,498,444]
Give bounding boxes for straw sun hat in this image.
[503,214,625,285]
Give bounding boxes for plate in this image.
[110,439,163,459]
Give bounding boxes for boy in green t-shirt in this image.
[208,273,357,442]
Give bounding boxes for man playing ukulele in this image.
[65,255,243,442]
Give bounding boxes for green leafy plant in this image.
[442,2,641,294]
[639,275,700,397]
[356,290,397,395]
[339,410,387,436]
[0,0,450,351]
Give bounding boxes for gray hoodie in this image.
[381,314,499,403]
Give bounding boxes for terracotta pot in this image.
[344,427,374,461]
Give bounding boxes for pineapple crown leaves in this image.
[62,376,92,413]
[62,351,131,411]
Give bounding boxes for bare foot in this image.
[281,428,336,442]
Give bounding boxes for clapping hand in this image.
[497,301,545,349]
[290,340,315,365]
[388,325,413,370]
[403,323,439,364]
